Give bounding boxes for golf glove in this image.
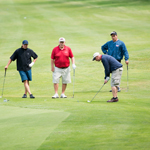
[106,77,110,82]
[29,62,34,67]
[72,64,76,70]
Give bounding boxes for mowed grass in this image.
[0,0,150,149]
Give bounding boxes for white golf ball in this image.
[24,17,26,19]
[87,100,90,103]
[0,96,2,98]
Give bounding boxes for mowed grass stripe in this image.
[0,106,70,150]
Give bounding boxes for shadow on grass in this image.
[89,0,150,7]
[12,0,150,7]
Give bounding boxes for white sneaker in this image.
[60,94,67,98]
[52,93,59,99]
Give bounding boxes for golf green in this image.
[0,106,70,150]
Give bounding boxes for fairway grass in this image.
[0,0,150,149]
[0,106,70,150]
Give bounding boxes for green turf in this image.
[0,106,70,150]
[0,0,150,149]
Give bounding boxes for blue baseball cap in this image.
[22,40,28,45]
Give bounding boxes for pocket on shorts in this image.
[114,79,120,86]
[119,68,123,71]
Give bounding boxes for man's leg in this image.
[52,67,60,98]
[54,83,59,94]
[62,84,67,94]
[109,86,121,92]
[111,86,117,98]
[107,68,123,102]
[52,83,59,98]
[24,80,31,95]
[61,67,71,98]
[23,80,35,98]
[107,86,118,102]
[60,84,67,98]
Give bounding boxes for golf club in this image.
[0,68,7,98]
[72,69,75,98]
[87,83,105,103]
[127,65,129,92]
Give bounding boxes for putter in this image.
[72,69,75,98]
[127,65,129,92]
[0,68,7,98]
[87,83,105,103]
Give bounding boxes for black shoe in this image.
[30,94,35,98]
[22,94,27,98]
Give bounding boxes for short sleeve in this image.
[10,50,17,61]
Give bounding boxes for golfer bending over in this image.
[5,40,38,98]
[51,37,76,98]
[92,52,123,102]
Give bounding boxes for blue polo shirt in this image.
[101,55,123,79]
[101,40,129,61]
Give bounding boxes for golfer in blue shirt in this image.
[101,31,129,92]
[92,52,123,102]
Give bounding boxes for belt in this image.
[59,67,68,69]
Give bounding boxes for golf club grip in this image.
[5,68,7,76]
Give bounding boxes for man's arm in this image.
[102,59,110,84]
[122,42,129,65]
[33,58,37,63]
[51,59,55,72]
[29,58,38,67]
[29,50,38,67]
[5,50,17,69]
[101,42,108,54]
[5,59,12,70]
[71,57,75,64]
[71,57,76,69]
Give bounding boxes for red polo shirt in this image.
[51,45,74,68]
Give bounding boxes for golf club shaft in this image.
[1,69,6,97]
[90,83,105,102]
[72,69,75,98]
[127,65,128,91]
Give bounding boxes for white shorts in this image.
[111,67,123,87]
[53,67,71,84]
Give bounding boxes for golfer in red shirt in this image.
[51,37,76,98]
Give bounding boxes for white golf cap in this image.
[92,52,100,61]
[59,37,65,42]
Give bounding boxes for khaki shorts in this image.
[53,67,71,84]
[111,67,123,87]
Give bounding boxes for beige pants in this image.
[53,67,71,84]
[111,67,123,87]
